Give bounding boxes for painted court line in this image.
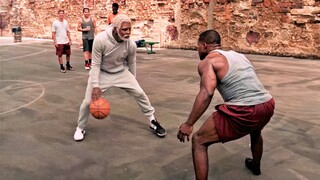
[0,80,45,115]
[0,49,47,62]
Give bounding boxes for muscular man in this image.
[177,30,275,179]
[77,8,97,70]
[74,14,166,141]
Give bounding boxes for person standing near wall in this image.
[107,3,119,25]
[78,7,97,70]
[51,10,74,73]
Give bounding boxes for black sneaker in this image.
[150,120,167,137]
[66,65,74,71]
[60,66,66,73]
[245,158,261,175]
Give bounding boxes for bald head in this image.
[112,14,131,28]
[198,29,221,45]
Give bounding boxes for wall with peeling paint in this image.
[1,0,319,58]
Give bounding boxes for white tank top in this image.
[214,50,272,105]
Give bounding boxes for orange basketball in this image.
[89,97,110,119]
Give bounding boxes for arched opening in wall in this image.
[246,31,260,45]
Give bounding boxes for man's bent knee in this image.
[192,132,208,150]
[192,133,202,150]
[192,130,219,149]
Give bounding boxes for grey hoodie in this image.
[90,25,137,88]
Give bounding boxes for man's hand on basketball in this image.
[92,87,102,101]
[177,122,193,143]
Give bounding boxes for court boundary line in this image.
[0,49,47,62]
[0,80,45,115]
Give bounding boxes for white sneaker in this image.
[74,127,86,141]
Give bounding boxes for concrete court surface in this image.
[0,36,320,180]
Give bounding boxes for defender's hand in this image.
[91,87,102,101]
[177,123,193,143]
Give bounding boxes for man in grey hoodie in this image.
[74,14,166,141]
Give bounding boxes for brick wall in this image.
[1,0,319,58]
[176,0,319,58]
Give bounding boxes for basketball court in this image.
[0,37,320,179]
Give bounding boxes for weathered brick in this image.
[246,31,261,45]
[217,0,229,4]
[225,4,231,20]
[263,0,272,8]
[213,5,225,12]
[280,7,291,13]
[292,2,303,9]
[251,0,263,6]
[272,5,281,13]
[279,2,292,8]
[281,15,291,23]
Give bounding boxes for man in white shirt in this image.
[52,10,74,73]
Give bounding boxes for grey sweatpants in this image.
[77,69,155,129]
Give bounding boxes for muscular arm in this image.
[77,19,83,31]
[178,58,217,142]
[186,60,217,126]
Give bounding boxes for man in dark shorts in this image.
[52,10,74,73]
[77,8,97,70]
[177,29,275,179]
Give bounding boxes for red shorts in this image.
[213,99,275,143]
[56,44,71,56]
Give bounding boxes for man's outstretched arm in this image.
[178,59,217,142]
